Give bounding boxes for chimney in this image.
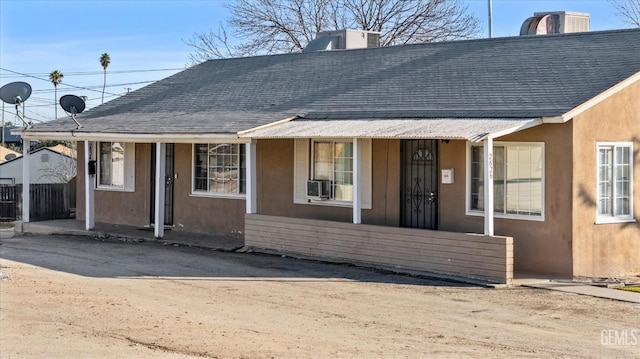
[304,29,381,52]
[520,11,590,35]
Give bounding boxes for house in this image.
[17,29,640,284]
[1,126,23,150]
[0,144,77,184]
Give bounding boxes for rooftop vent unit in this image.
[520,11,590,35]
[304,29,380,52]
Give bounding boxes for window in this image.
[193,143,245,195]
[98,142,134,190]
[312,141,353,201]
[597,143,634,223]
[468,142,544,219]
[293,138,372,208]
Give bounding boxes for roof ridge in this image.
[201,27,640,63]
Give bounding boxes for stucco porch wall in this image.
[245,214,513,284]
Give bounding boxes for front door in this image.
[150,143,174,226]
[401,140,438,229]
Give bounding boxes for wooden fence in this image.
[0,185,17,221]
[0,183,76,222]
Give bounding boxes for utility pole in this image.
[488,0,494,38]
[1,102,5,147]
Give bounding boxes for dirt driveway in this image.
[1,234,638,358]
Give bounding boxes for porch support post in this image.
[84,141,95,230]
[154,142,166,239]
[353,138,361,224]
[483,137,494,236]
[21,140,30,223]
[245,141,257,214]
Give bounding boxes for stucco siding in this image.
[572,80,640,277]
[257,135,574,277]
[76,142,150,227]
[171,143,245,235]
[256,139,400,226]
[77,142,246,235]
[438,124,574,277]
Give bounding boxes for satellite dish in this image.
[5,153,17,161]
[59,94,86,129]
[0,81,32,104]
[0,82,33,129]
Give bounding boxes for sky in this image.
[0,0,633,125]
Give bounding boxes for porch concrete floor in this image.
[15,219,243,252]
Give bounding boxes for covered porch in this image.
[235,117,544,285]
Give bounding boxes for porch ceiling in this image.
[239,117,542,142]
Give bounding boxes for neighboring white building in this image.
[0,145,76,184]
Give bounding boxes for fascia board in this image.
[19,131,249,144]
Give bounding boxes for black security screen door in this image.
[150,143,174,226]
[401,140,438,229]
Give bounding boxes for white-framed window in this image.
[192,143,245,196]
[467,142,544,220]
[97,142,135,191]
[312,140,353,201]
[294,138,372,208]
[596,142,634,223]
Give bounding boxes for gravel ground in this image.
[1,234,639,358]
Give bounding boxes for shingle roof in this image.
[29,29,640,135]
[48,144,77,158]
[0,145,20,163]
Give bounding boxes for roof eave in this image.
[555,71,640,123]
[473,118,544,142]
[237,116,298,137]
[19,131,249,143]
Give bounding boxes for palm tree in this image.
[49,70,64,119]
[100,53,111,104]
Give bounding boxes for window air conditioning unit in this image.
[306,180,330,200]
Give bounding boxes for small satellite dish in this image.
[0,82,33,129]
[59,94,86,129]
[5,153,17,161]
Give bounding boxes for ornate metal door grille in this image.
[401,140,438,229]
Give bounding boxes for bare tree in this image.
[185,0,479,63]
[610,0,640,27]
[38,155,77,183]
